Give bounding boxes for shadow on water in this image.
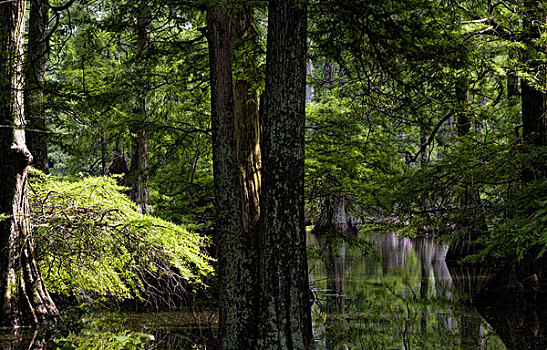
[309,231,547,350]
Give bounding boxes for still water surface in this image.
[2,232,547,349]
[309,232,547,350]
[310,232,503,349]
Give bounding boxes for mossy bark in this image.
[0,0,58,327]
[24,0,50,173]
[207,6,258,349]
[258,0,312,348]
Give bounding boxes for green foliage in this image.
[475,180,547,262]
[45,0,214,225]
[52,330,147,350]
[29,169,213,304]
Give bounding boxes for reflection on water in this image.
[309,232,505,350]
[3,232,547,349]
[0,329,40,350]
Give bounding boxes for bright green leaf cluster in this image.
[29,169,214,304]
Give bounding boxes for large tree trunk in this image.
[24,0,50,173]
[206,6,258,349]
[0,0,58,327]
[258,0,312,348]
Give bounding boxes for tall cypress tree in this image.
[258,0,312,348]
[0,0,58,327]
[24,0,50,173]
[206,5,258,349]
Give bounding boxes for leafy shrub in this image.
[29,169,214,305]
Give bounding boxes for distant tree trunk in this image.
[446,76,488,261]
[507,71,519,100]
[313,194,348,316]
[258,0,312,348]
[455,77,471,137]
[521,80,547,181]
[0,0,58,327]
[129,0,151,213]
[419,122,429,165]
[206,5,258,349]
[129,128,149,212]
[24,0,50,173]
[520,0,547,181]
[312,194,348,236]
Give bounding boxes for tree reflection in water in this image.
[309,231,508,349]
[0,329,43,350]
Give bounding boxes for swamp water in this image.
[2,232,547,349]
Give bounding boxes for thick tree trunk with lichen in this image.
[0,0,58,327]
[207,6,258,349]
[24,0,50,173]
[258,0,312,348]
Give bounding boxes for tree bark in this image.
[129,0,151,213]
[24,0,50,173]
[206,6,258,349]
[258,0,312,348]
[0,0,58,327]
[232,5,262,237]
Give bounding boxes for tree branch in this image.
[407,111,452,164]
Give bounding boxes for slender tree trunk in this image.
[507,70,519,101]
[447,77,487,261]
[129,0,151,213]
[258,0,312,348]
[455,77,471,137]
[207,6,258,349]
[0,0,58,327]
[24,0,50,173]
[129,128,149,212]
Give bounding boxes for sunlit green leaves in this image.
[29,169,213,303]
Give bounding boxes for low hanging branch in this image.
[29,171,214,308]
